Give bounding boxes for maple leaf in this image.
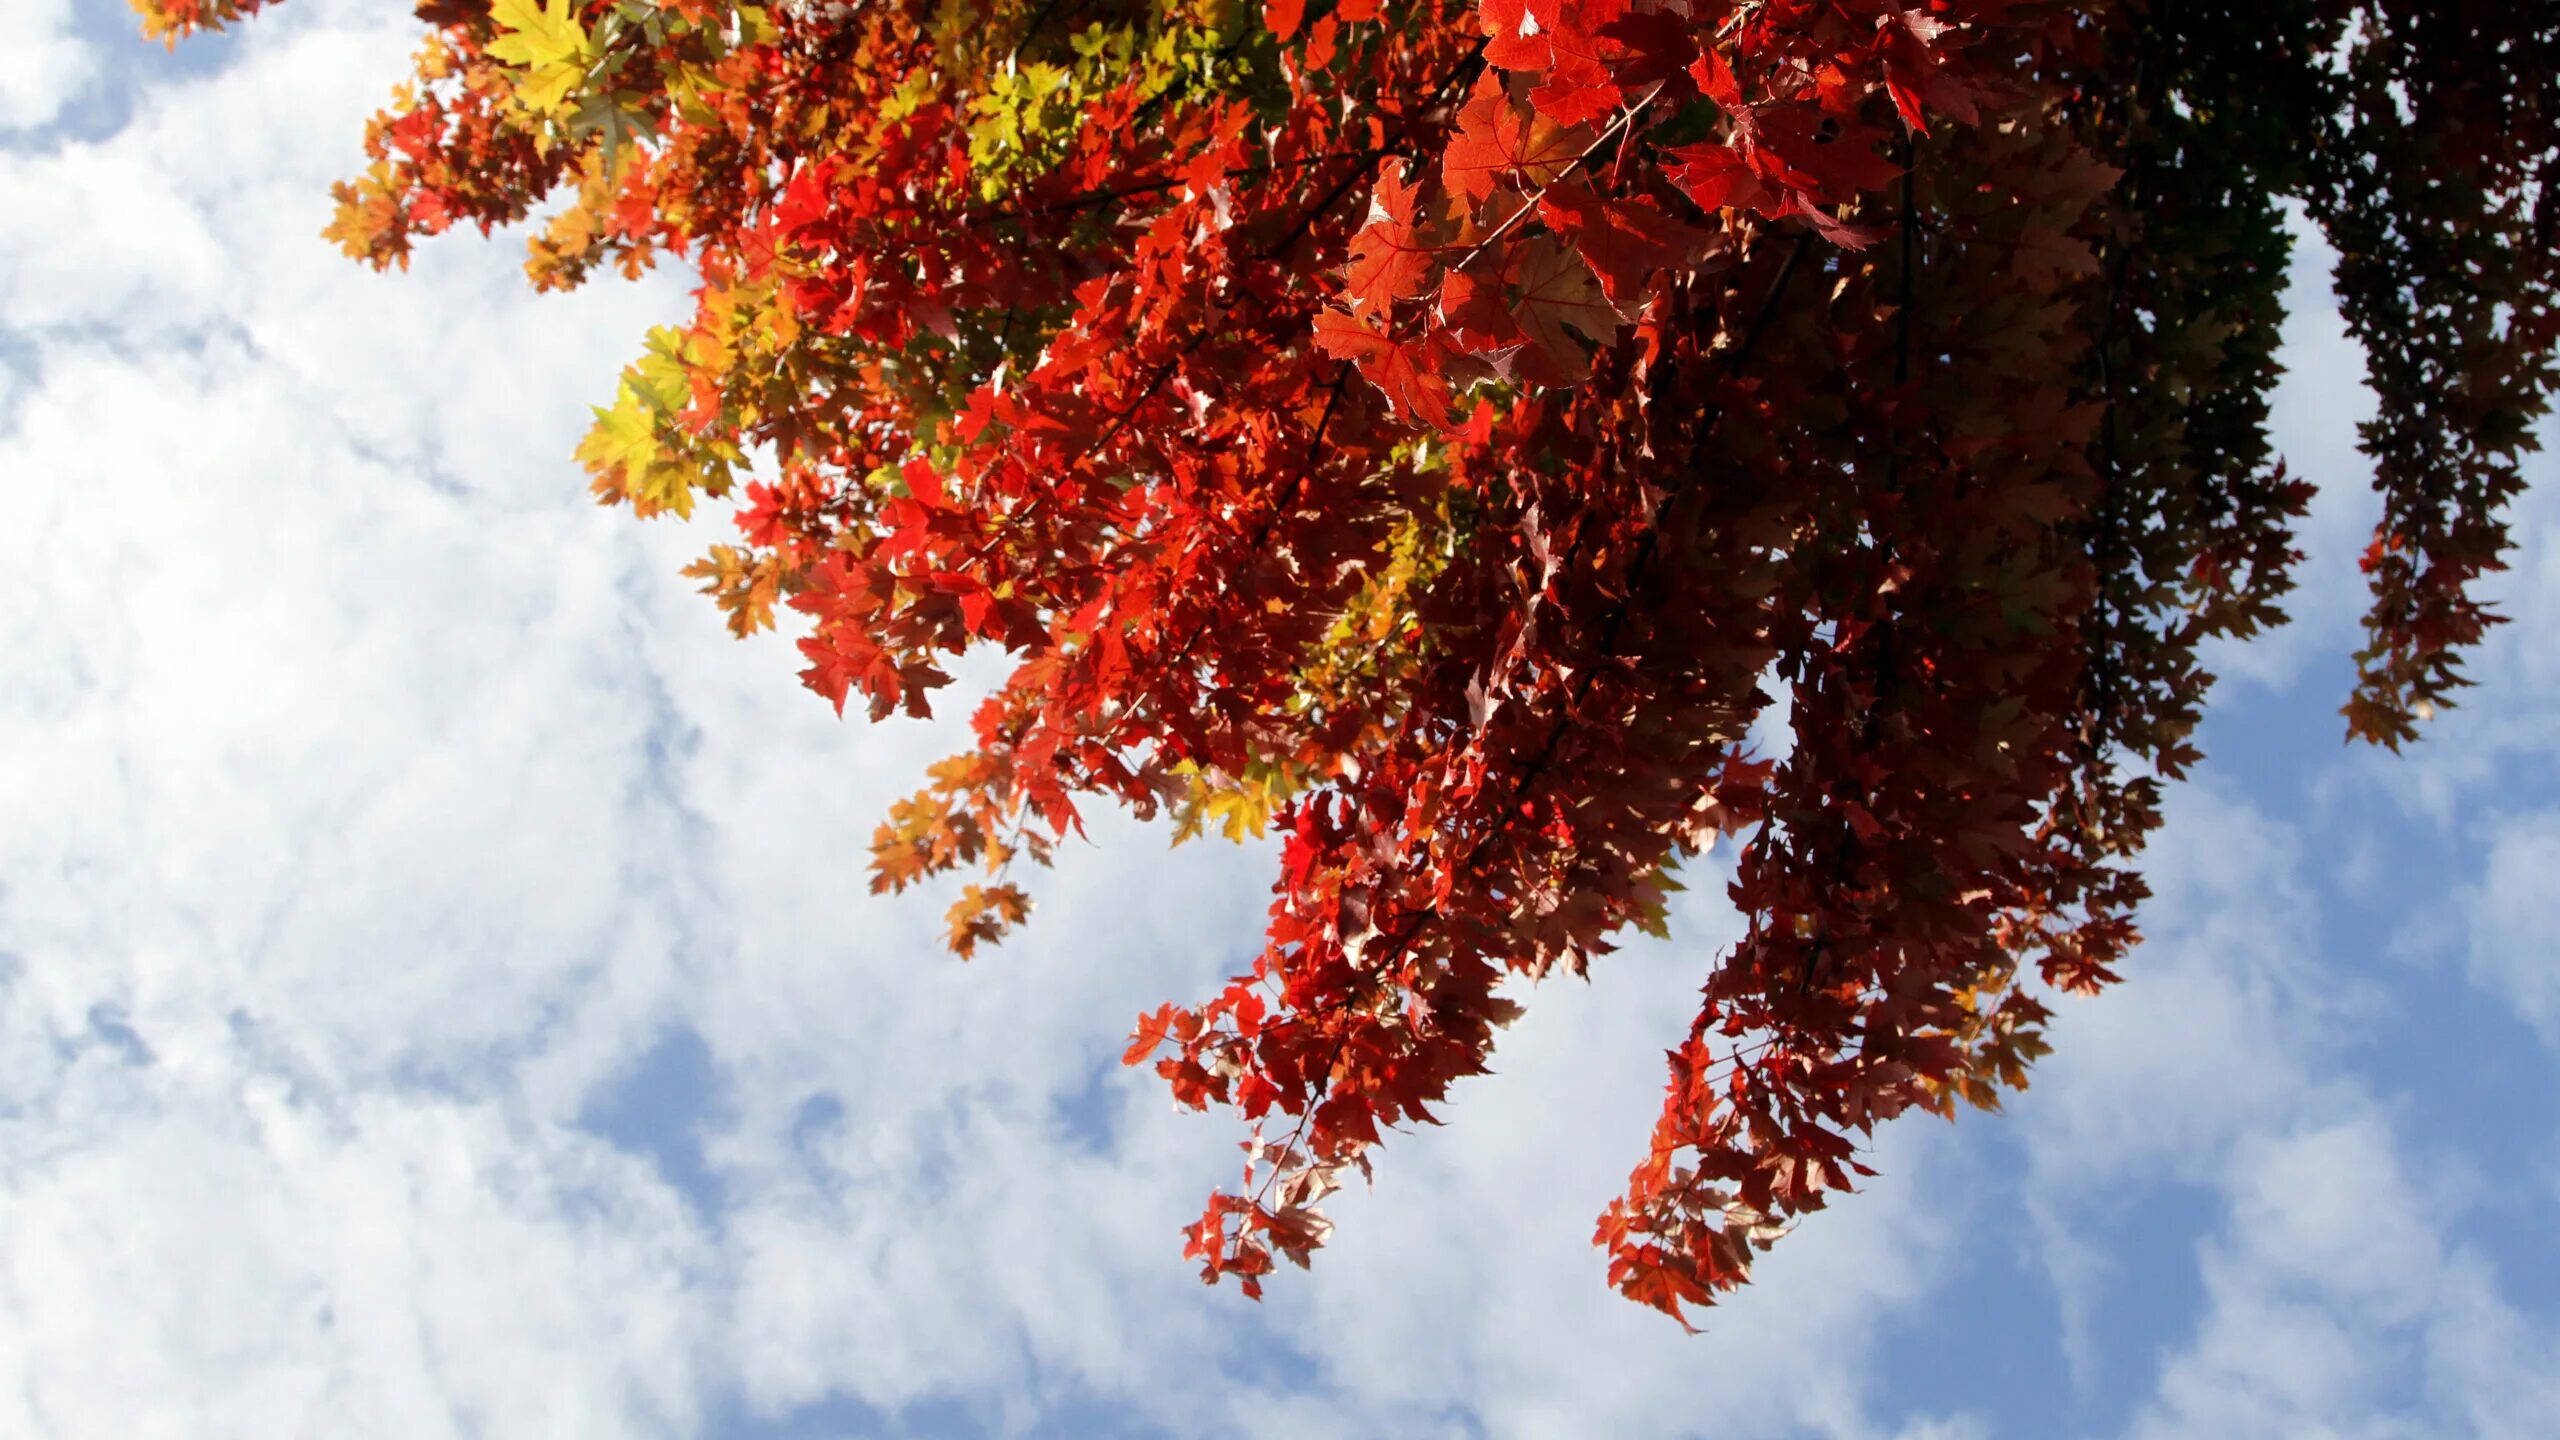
[1264,0,1309,40]
[485,0,591,117]
[1476,0,1553,72]
[1537,182,1705,318]
[945,882,1034,958]
[1343,165,1440,317]
[1124,1003,1196,1066]
[1505,236,1615,379]
[1667,142,1774,216]
[1436,255,1529,370]
[1443,75,1593,204]
[1312,309,1451,424]
[1753,107,1901,200]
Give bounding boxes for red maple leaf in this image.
[1312,309,1452,423]
[1538,181,1706,317]
[1343,164,1440,317]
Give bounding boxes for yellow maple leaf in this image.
[486,0,591,117]
[576,385,700,518]
[486,0,586,66]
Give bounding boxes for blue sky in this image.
[3,4,2555,1436]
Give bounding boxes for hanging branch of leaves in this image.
[134,0,2559,1325]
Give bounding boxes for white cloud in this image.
[0,13,723,1435]
[0,1058,712,1440]
[0,0,95,134]
[2464,817,2560,1047]
[2013,779,2560,1438]
[2118,1114,2560,1440]
[8,7,2558,1440]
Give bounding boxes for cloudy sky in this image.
[4,4,2556,1436]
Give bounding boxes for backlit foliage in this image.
[137,0,2557,1322]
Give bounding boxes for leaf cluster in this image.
[133,0,2559,1324]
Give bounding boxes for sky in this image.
[2,4,2556,1437]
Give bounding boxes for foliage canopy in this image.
[137,0,2556,1322]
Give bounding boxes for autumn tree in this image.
[135,0,2558,1322]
